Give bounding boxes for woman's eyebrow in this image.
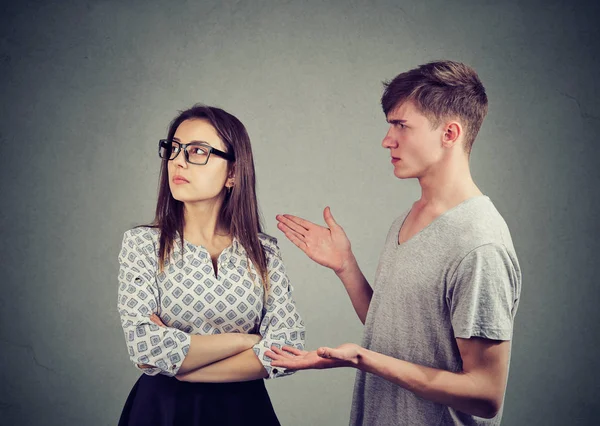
[172,137,212,145]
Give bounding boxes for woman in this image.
[117,105,305,425]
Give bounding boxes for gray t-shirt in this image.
[350,196,521,426]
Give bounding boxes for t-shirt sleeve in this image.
[447,243,520,341]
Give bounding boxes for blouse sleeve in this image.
[117,229,191,376]
[252,236,306,379]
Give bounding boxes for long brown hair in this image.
[149,104,269,290]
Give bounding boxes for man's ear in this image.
[442,121,462,148]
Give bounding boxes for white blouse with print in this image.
[117,226,305,379]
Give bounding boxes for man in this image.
[266,60,521,425]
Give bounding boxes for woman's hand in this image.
[276,207,355,274]
[149,313,166,327]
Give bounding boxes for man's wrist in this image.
[335,254,358,278]
[355,346,369,370]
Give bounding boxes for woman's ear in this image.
[226,164,236,188]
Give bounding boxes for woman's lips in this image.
[172,176,189,184]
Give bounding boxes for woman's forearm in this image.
[176,333,261,374]
[176,349,268,383]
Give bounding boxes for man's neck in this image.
[415,155,482,214]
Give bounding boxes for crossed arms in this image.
[140,314,268,382]
[117,230,304,383]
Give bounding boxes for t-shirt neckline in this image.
[395,195,490,248]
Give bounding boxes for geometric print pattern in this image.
[117,227,305,379]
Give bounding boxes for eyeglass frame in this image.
[158,139,235,165]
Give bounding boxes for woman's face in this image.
[167,119,233,204]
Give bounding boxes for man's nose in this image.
[382,129,396,148]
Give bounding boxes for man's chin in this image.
[393,169,415,179]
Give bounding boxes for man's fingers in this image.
[281,346,306,356]
[277,222,305,243]
[271,346,297,359]
[278,214,315,231]
[264,350,280,360]
[271,359,292,368]
[276,215,310,236]
[270,353,298,367]
[317,347,335,359]
[323,206,339,229]
[278,223,308,252]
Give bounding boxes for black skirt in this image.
[118,374,281,426]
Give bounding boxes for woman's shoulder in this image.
[124,225,160,238]
[122,226,160,252]
[258,232,281,257]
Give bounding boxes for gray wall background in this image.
[1,0,599,425]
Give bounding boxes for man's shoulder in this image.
[448,197,517,257]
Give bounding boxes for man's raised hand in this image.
[276,206,354,274]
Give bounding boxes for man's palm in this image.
[276,206,352,273]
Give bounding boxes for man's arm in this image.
[176,349,268,383]
[334,257,373,324]
[352,243,518,417]
[276,207,373,323]
[268,337,510,419]
[355,337,510,418]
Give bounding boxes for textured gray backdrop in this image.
[1,0,599,425]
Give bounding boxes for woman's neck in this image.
[182,197,230,246]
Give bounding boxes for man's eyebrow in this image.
[387,118,407,124]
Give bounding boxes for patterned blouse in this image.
[117,226,305,379]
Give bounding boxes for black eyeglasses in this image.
[158,139,235,165]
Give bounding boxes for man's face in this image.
[382,101,445,180]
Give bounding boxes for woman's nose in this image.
[172,148,188,168]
